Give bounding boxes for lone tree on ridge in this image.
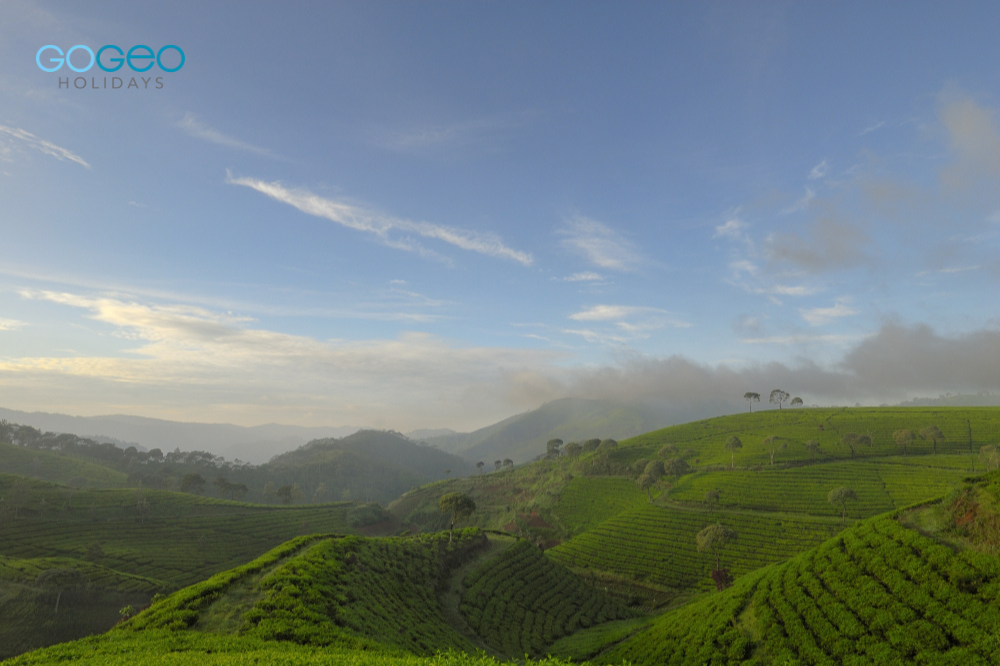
[920,425,945,455]
[724,435,743,469]
[696,524,738,590]
[744,392,760,413]
[439,492,476,542]
[763,436,787,466]
[546,439,563,459]
[769,389,790,410]
[893,430,914,456]
[790,397,803,407]
[828,487,858,526]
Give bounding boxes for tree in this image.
[439,492,476,542]
[790,397,803,407]
[769,389,790,410]
[705,489,721,504]
[599,439,618,450]
[980,445,1000,471]
[636,473,656,502]
[564,442,582,458]
[839,433,862,458]
[36,568,88,614]
[658,444,679,458]
[494,460,502,472]
[805,440,821,460]
[893,429,914,456]
[180,473,206,495]
[643,459,665,479]
[546,439,563,459]
[582,439,601,452]
[763,436,787,466]
[312,483,327,503]
[920,425,945,455]
[476,461,485,474]
[696,524,738,571]
[828,487,857,526]
[663,457,690,479]
[503,459,513,469]
[744,392,760,413]
[262,481,276,503]
[724,435,742,469]
[276,485,295,504]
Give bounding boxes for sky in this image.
[2,1,1000,430]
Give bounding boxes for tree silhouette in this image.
[790,397,803,407]
[893,429,914,456]
[769,389,790,410]
[696,523,738,572]
[636,473,656,502]
[724,435,743,469]
[439,492,476,542]
[920,425,944,454]
[744,392,760,413]
[763,436,787,466]
[828,487,857,525]
[546,439,563,459]
[476,461,485,474]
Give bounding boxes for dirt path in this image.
[437,533,518,658]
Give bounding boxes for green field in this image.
[5,407,1000,665]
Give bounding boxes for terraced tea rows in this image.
[0,477,352,588]
[601,509,1000,665]
[551,477,647,535]
[460,539,630,656]
[547,503,838,592]
[669,460,969,517]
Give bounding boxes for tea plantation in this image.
[4,406,1000,664]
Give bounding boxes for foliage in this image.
[460,539,631,657]
[695,524,738,571]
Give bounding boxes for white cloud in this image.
[808,160,829,180]
[741,333,861,345]
[860,121,885,136]
[178,113,281,158]
[714,217,747,239]
[781,187,815,214]
[799,297,859,326]
[570,305,663,321]
[3,290,564,430]
[556,272,605,282]
[559,216,641,271]
[0,318,25,331]
[227,174,533,266]
[0,124,90,168]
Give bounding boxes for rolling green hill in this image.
[599,474,1000,664]
[0,441,128,488]
[6,406,1000,665]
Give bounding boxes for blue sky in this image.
[2,1,1000,429]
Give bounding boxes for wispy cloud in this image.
[373,115,525,153]
[0,124,90,168]
[567,304,691,344]
[559,216,641,271]
[781,187,815,214]
[860,121,885,136]
[799,297,859,326]
[714,216,747,239]
[178,113,282,159]
[0,318,25,331]
[226,174,533,266]
[554,272,605,282]
[741,333,861,345]
[808,160,829,180]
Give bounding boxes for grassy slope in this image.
[600,491,1000,665]
[4,529,621,665]
[0,441,128,488]
[0,475,364,659]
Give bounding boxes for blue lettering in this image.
[126,45,154,72]
[156,45,184,72]
[36,45,64,72]
[65,45,94,72]
[97,45,124,72]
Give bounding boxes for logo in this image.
[36,45,185,72]
[37,45,184,89]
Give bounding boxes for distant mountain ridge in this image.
[0,407,361,464]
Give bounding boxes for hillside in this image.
[420,397,675,463]
[598,473,1000,664]
[4,529,624,665]
[0,474,391,659]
